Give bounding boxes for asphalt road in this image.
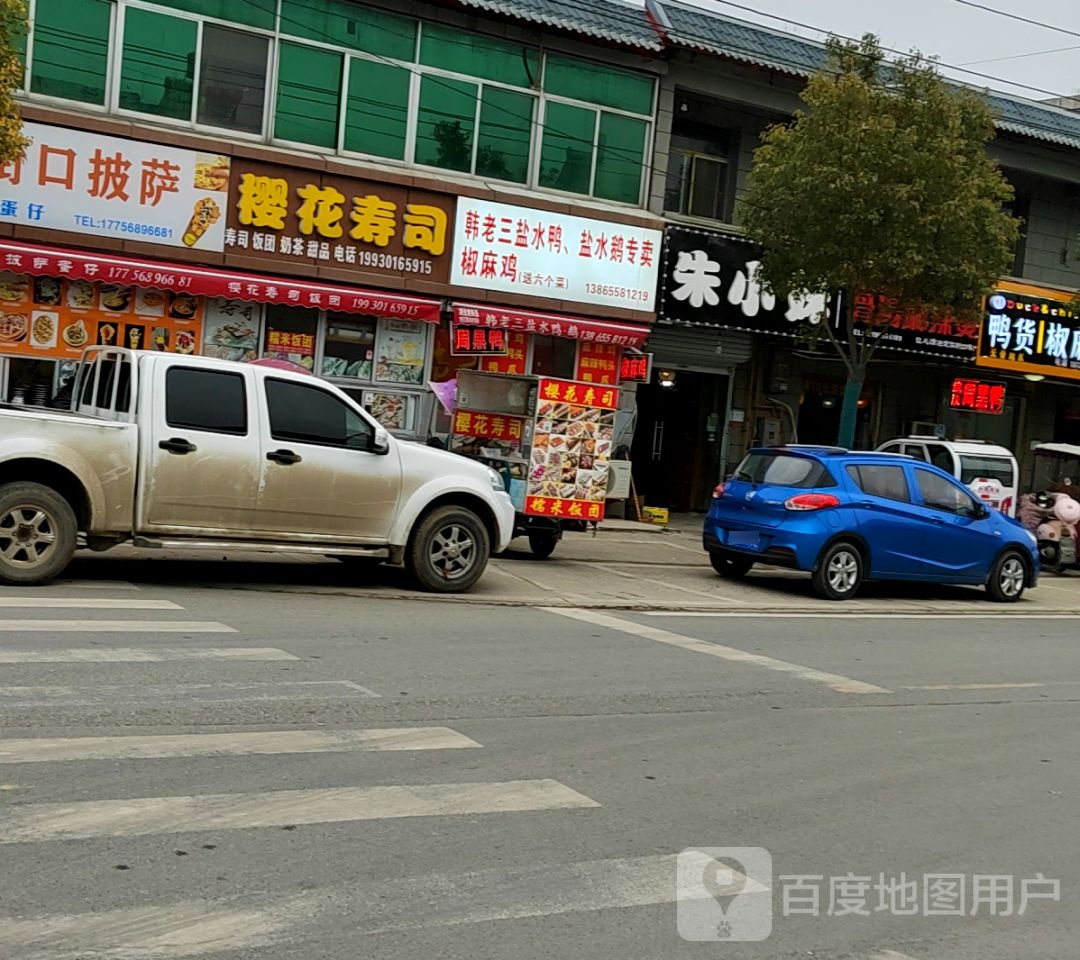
[1,572,1078,959]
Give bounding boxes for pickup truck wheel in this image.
[407,506,489,592]
[0,482,77,585]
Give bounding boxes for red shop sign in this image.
[452,301,649,349]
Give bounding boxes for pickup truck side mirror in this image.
[372,427,391,456]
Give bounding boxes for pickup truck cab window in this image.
[265,378,373,450]
[165,367,247,435]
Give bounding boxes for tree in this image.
[742,35,1020,447]
[0,0,26,164]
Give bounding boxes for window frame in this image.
[264,376,375,451]
[913,467,983,518]
[846,463,913,504]
[164,365,249,436]
[110,0,274,142]
[665,147,732,223]
[21,0,657,205]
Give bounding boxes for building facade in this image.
[4,0,664,450]
[8,0,1080,513]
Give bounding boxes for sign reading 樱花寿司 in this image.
[226,161,455,283]
[450,199,661,311]
[976,282,1080,381]
[0,122,231,252]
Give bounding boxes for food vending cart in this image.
[451,369,618,558]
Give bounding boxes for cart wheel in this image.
[528,531,558,559]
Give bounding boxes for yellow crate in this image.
[641,506,669,525]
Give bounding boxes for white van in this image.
[876,437,1019,517]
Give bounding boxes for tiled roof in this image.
[445,0,662,51]
[435,0,1080,153]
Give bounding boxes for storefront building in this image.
[0,109,661,438]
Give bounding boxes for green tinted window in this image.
[476,87,533,184]
[539,101,595,195]
[415,75,477,173]
[275,42,342,148]
[119,8,197,120]
[594,113,646,203]
[544,54,653,115]
[280,0,416,60]
[31,0,111,104]
[419,23,537,87]
[344,59,409,160]
[146,0,274,31]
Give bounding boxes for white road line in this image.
[591,562,740,603]
[0,851,766,953]
[545,607,890,694]
[0,896,307,959]
[905,682,1045,691]
[0,647,297,663]
[0,619,235,632]
[0,727,481,763]
[0,779,599,843]
[0,680,380,707]
[0,597,181,609]
[642,611,1080,619]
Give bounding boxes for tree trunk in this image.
[836,374,865,448]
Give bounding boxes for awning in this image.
[0,239,442,322]
[452,302,649,349]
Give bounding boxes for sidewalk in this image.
[69,518,1080,614]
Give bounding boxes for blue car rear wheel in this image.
[812,541,863,601]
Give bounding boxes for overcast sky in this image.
[664,0,1079,103]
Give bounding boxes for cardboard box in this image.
[642,506,669,525]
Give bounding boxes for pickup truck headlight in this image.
[488,468,506,492]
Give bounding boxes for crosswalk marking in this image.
[0,619,235,633]
[0,779,599,843]
[0,896,304,959]
[0,680,379,707]
[0,852,767,953]
[0,727,480,763]
[0,597,182,609]
[0,647,297,663]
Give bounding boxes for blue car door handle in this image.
[930,515,946,524]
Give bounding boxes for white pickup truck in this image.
[0,348,515,590]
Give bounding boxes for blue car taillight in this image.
[784,493,840,511]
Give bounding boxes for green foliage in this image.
[0,0,26,164]
[743,34,1020,371]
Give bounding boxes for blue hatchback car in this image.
[703,446,1039,601]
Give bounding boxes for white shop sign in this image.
[450,199,661,311]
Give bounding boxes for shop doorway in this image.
[798,383,873,447]
[632,370,729,513]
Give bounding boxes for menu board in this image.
[363,390,417,433]
[525,378,618,521]
[201,298,260,362]
[0,271,202,360]
[375,318,428,384]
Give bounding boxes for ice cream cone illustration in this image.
[182,197,221,247]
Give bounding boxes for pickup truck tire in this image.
[0,482,78,585]
[407,505,489,592]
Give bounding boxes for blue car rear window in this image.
[734,453,835,488]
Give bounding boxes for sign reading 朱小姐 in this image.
[450,322,509,356]
[1,122,230,251]
[526,378,618,522]
[450,199,661,311]
[977,282,1080,381]
[949,377,1006,415]
[225,161,455,283]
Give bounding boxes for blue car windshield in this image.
[734,452,834,488]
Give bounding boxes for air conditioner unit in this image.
[904,420,946,439]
